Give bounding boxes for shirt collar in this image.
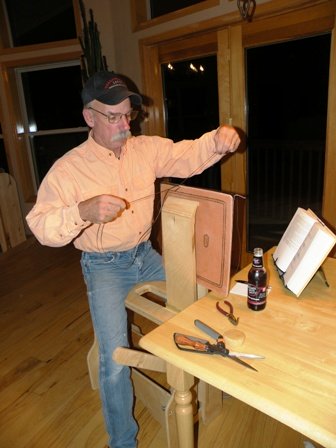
[88,130,128,162]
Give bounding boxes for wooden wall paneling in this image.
[130,0,147,32]
[323,15,336,230]
[217,29,231,126]
[228,25,249,268]
[159,43,217,66]
[158,31,217,64]
[219,25,246,197]
[132,0,333,36]
[250,0,335,22]
[139,44,165,137]
[229,25,246,193]
[218,25,249,269]
[243,1,336,47]
[131,0,220,32]
[0,1,10,49]
[0,39,81,62]
[72,0,84,36]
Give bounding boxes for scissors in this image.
[173,319,264,372]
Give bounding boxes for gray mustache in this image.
[111,130,132,142]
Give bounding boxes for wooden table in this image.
[139,249,336,448]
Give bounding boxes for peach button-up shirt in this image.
[26,130,222,252]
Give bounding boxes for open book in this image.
[272,208,336,297]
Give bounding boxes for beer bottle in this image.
[247,247,267,311]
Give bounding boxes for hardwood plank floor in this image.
[0,239,322,448]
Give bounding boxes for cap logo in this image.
[104,77,126,90]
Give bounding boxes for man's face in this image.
[83,98,132,151]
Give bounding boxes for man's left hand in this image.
[214,125,241,155]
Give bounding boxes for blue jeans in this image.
[81,241,165,448]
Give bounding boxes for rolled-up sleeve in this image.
[26,165,89,247]
[150,130,223,178]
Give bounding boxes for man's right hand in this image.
[78,194,129,224]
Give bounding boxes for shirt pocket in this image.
[133,174,155,194]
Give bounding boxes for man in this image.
[26,70,240,448]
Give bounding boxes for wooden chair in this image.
[0,173,26,252]
[87,193,224,447]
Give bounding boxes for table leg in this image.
[167,364,195,448]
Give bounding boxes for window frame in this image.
[130,0,219,32]
[0,0,82,201]
[0,0,80,49]
[15,60,87,189]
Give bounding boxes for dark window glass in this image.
[4,0,76,47]
[150,0,205,18]
[19,64,87,185]
[0,138,9,173]
[0,123,9,171]
[21,65,85,131]
[32,132,88,184]
[246,34,330,252]
[162,55,221,190]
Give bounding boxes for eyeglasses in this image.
[88,106,139,124]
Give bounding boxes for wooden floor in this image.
[0,238,322,448]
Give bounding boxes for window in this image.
[162,56,219,140]
[162,55,221,190]
[17,62,88,186]
[1,0,77,47]
[0,123,9,172]
[150,0,205,18]
[246,34,331,251]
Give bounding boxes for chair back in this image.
[0,173,26,252]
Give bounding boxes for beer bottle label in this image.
[247,285,267,306]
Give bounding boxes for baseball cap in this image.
[81,71,142,106]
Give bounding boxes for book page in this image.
[273,208,316,272]
[283,223,336,296]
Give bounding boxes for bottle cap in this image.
[254,247,263,256]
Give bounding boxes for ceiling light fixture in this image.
[237,0,256,21]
